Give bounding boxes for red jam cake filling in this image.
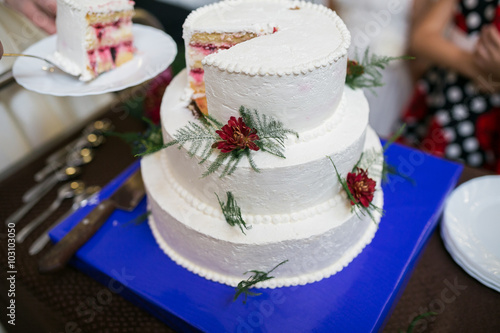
[87,41,134,75]
[189,68,204,83]
[92,18,130,42]
[189,43,232,56]
[187,27,278,114]
[86,14,134,76]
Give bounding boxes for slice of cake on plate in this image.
[54,0,135,81]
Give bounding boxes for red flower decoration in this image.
[346,168,376,207]
[347,60,364,77]
[212,117,260,153]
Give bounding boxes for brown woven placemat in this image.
[0,106,174,333]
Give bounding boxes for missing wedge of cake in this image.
[54,0,135,81]
[142,0,385,289]
[184,10,279,115]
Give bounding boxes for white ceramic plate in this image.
[12,24,177,96]
[442,175,500,292]
[441,224,500,292]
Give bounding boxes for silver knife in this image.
[38,169,145,273]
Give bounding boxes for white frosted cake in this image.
[54,0,135,81]
[141,0,384,288]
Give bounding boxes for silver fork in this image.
[35,147,94,183]
[28,186,101,255]
[16,181,85,243]
[34,119,110,183]
[1,40,76,76]
[22,166,81,203]
[3,53,60,73]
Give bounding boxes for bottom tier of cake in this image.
[141,127,384,289]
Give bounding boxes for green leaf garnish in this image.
[164,107,298,178]
[234,260,289,304]
[346,49,414,93]
[399,312,437,333]
[107,117,164,156]
[121,211,151,227]
[328,155,383,225]
[216,192,251,234]
[162,113,222,162]
[239,106,299,159]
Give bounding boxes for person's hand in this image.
[4,0,57,34]
[474,25,500,78]
[472,25,500,93]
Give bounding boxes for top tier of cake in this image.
[58,0,135,13]
[183,0,350,132]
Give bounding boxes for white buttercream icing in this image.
[144,0,385,287]
[161,69,368,215]
[159,148,345,225]
[59,0,134,13]
[184,0,351,131]
[142,128,383,288]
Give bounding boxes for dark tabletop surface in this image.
[0,92,499,333]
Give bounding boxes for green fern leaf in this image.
[233,260,288,304]
[216,191,251,234]
[346,49,414,93]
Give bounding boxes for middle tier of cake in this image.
[160,69,370,216]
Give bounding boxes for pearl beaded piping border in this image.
[160,150,349,225]
[183,0,350,77]
[147,197,381,289]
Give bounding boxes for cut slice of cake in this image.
[186,31,263,115]
[55,0,136,81]
[184,14,279,114]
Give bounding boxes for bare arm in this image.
[411,0,432,24]
[408,0,434,81]
[411,0,481,80]
[475,25,500,78]
[4,0,57,34]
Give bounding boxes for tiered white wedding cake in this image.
[141,0,384,288]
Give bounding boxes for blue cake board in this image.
[50,142,463,332]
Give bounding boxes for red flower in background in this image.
[212,117,260,153]
[143,67,173,124]
[476,108,500,151]
[493,7,500,31]
[420,119,448,157]
[476,108,500,172]
[403,84,428,121]
[346,168,376,207]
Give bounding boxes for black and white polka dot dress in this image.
[401,0,500,172]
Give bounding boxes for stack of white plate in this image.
[441,175,500,293]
